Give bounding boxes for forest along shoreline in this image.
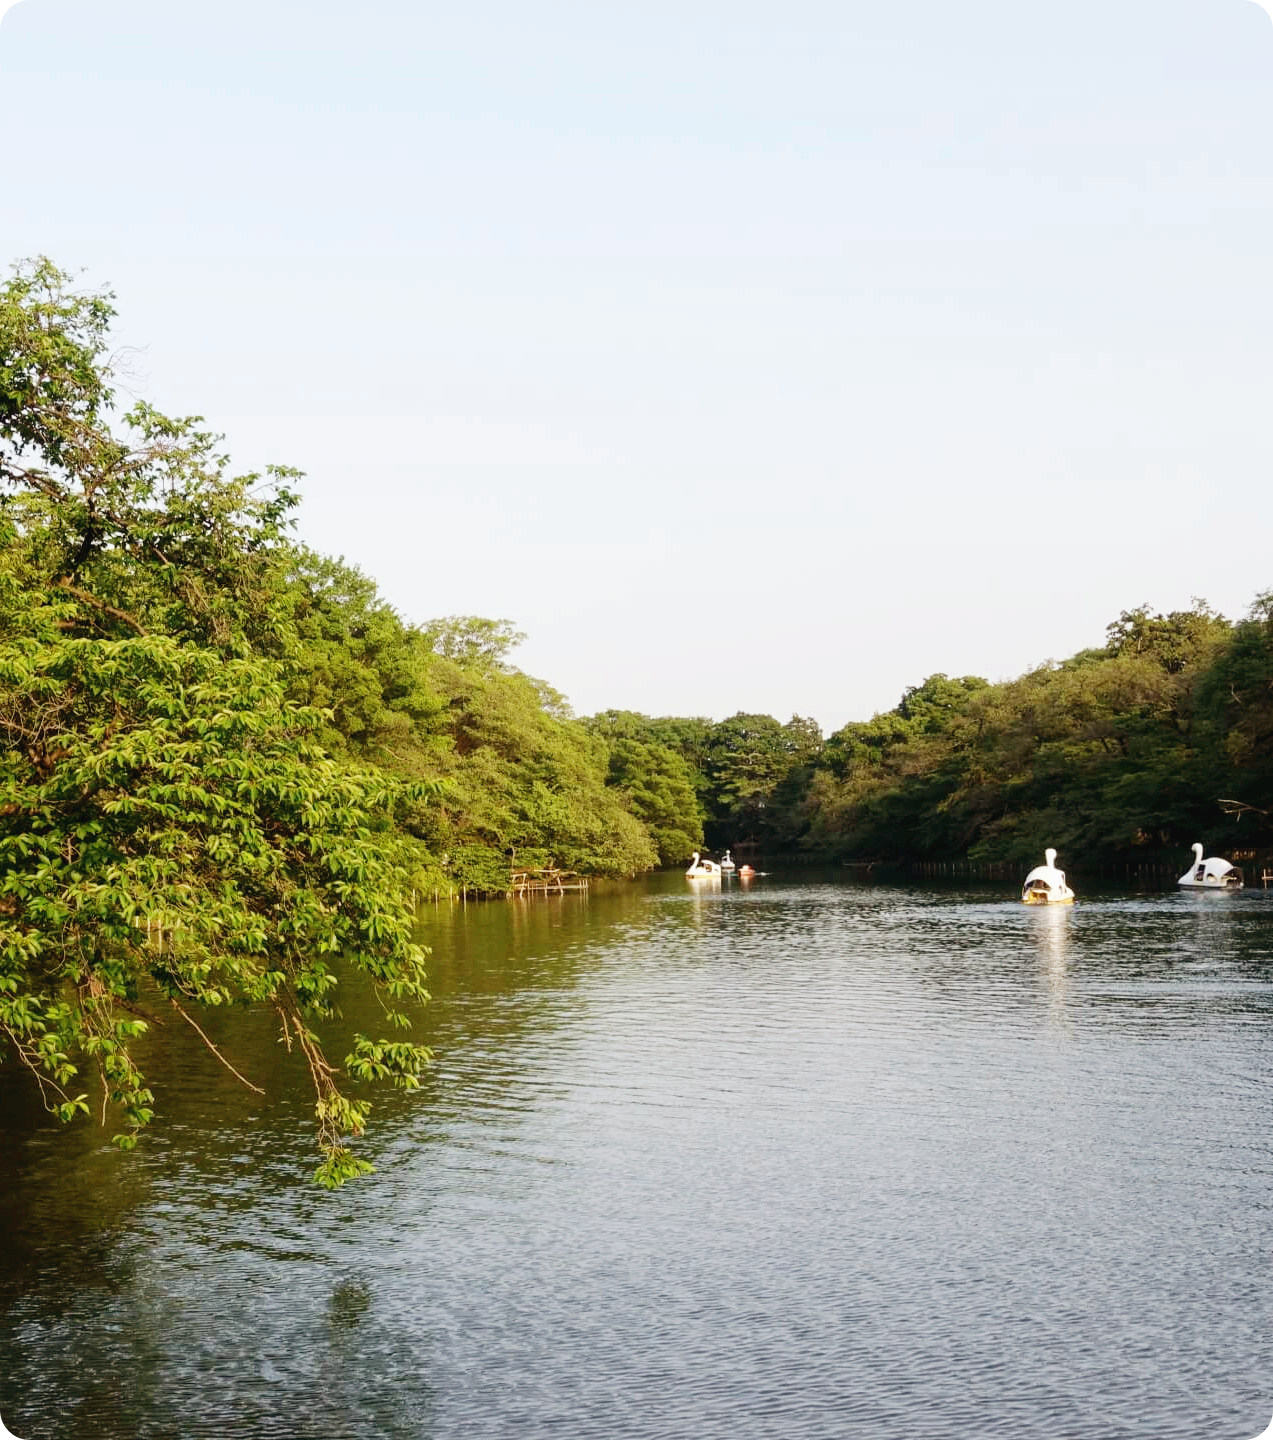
[291,595,1273,903]
[394,597,1273,903]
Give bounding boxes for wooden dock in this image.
[510,866,589,897]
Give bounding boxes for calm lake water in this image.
[2,872,1273,1439]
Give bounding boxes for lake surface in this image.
[2,873,1273,1439]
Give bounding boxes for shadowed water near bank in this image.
[2,873,1272,1439]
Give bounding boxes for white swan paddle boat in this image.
[686,852,722,879]
[719,850,736,872]
[1177,842,1243,890]
[1021,848,1075,906]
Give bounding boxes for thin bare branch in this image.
[169,999,266,1095]
[1218,798,1270,819]
[0,1021,71,1111]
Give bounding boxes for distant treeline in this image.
[806,600,1273,869]
[295,569,1273,883]
[591,600,1273,872]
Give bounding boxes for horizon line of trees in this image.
[276,581,1273,881]
[594,597,1273,872]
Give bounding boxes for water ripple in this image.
[2,877,1272,1438]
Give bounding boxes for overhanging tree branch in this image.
[1218,798,1271,820]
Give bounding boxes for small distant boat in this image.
[686,851,721,879]
[720,850,736,872]
[1021,848,1075,906]
[1177,842,1243,890]
[738,864,756,878]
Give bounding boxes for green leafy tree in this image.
[421,661,657,878]
[284,549,449,769]
[805,608,1243,867]
[1,260,301,657]
[0,259,431,1183]
[1194,591,1273,842]
[423,615,527,670]
[585,710,715,819]
[702,712,822,849]
[603,738,703,865]
[1105,601,1229,675]
[284,574,665,888]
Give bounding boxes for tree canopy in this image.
[800,600,1272,865]
[0,260,441,1185]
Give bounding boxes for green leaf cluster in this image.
[582,708,821,857]
[283,573,661,883]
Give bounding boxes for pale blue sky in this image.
[2,0,1271,731]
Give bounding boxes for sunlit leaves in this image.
[0,256,435,1182]
[805,598,1273,864]
[0,621,430,1172]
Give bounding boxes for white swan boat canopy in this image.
[1177,843,1243,890]
[1021,849,1075,906]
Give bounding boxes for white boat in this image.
[686,852,721,879]
[719,850,736,872]
[1177,842,1243,890]
[1021,848,1075,906]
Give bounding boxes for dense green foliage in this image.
[0,262,440,1185]
[583,604,1273,871]
[800,602,1273,865]
[581,709,822,853]
[283,567,660,883]
[580,711,704,864]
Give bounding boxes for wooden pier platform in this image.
[510,866,589,897]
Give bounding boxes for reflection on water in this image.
[1029,903,1072,1026]
[2,874,1273,1439]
